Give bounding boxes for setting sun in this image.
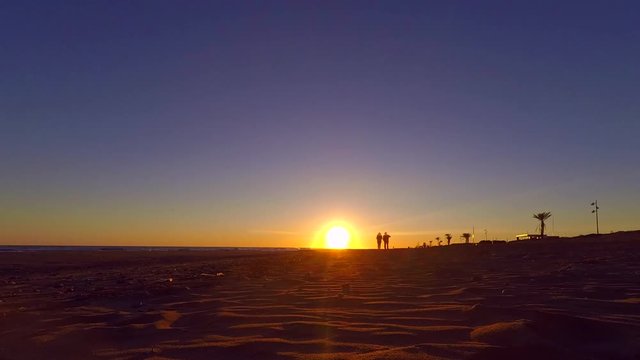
[325,226,350,249]
[312,220,360,249]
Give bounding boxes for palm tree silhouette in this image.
[436,237,441,246]
[461,233,471,244]
[533,212,552,238]
[445,233,452,245]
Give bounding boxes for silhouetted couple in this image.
[376,232,391,250]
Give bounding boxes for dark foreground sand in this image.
[1,234,640,359]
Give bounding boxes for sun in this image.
[312,220,359,249]
[325,226,350,249]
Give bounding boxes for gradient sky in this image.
[2,1,639,248]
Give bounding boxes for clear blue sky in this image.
[2,1,639,247]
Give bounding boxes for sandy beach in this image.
[1,233,639,359]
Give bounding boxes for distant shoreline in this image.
[0,245,300,252]
[1,230,638,252]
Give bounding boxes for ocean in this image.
[0,245,299,252]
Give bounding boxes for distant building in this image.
[516,233,559,240]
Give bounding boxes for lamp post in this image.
[591,201,600,235]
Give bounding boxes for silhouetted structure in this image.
[461,233,471,244]
[591,201,600,235]
[533,211,552,238]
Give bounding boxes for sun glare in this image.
[325,226,350,249]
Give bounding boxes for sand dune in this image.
[1,235,639,359]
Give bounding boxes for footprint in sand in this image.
[154,310,181,330]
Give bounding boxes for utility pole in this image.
[591,201,600,235]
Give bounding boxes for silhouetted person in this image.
[383,232,390,249]
[376,232,382,249]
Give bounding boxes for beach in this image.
[1,234,639,359]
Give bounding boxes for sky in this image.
[1,1,639,248]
